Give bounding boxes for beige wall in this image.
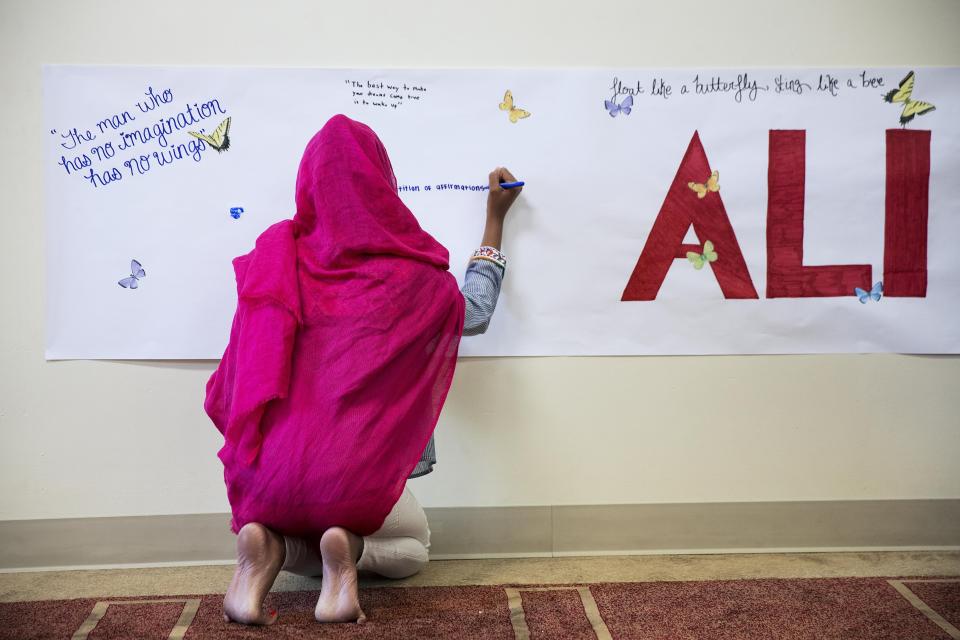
[1,0,958,521]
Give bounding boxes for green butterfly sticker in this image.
[686,240,718,270]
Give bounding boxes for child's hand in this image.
[487,167,522,221]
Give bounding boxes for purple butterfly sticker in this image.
[604,95,633,117]
[118,259,146,289]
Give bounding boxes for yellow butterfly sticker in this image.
[883,71,935,127]
[687,170,719,199]
[499,90,531,123]
[687,240,718,270]
[188,116,232,152]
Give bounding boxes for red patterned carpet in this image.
[1,576,957,639]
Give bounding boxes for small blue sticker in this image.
[854,281,883,303]
[230,207,244,219]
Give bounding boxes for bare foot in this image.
[315,527,366,623]
[222,523,285,625]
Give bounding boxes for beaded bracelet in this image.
[470,246,507,270]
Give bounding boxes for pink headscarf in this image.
[205,115,464,537]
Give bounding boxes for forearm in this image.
[480,214,504,250]
[464,165,516,335]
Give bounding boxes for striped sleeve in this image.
[462,254,505,336]
[408,248,507,479]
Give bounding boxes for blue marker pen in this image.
[499,181,524,189]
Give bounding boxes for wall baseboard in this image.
[2,499,958,571]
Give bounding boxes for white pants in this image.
[282,485,431,580]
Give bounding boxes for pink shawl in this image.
[204,115,464,537]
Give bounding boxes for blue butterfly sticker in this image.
[230,207,244,219]
[604,94,633,117]
[854,281,883,303]
[118,259,146,289]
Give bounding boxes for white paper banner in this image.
[43,66,960,358]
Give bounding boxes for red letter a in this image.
[622,132,758,301]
